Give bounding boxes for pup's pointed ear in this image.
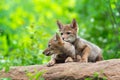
[70,19,78,30]
[57,20,63,30]
[56,33,61,41]
[55,33,64,46]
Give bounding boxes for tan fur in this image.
[43,33,76,67]
[57,19,103,62]
[65,57,74,63]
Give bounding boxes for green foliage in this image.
[0,0,120,69]
[26,70,46,80]
[0,78,12,80]
[85,72,107,80]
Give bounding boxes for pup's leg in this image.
[65,57,74,63]
[47,59,56,67]
[81,46,90,63]
[95,54,103,62]
[76,55,81,62]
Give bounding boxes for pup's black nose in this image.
[46,52,50,56]
[62,38,64,40]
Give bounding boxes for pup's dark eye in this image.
[66,32,71,34]
[61,33,63,35]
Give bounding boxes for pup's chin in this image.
[64,38,75,43]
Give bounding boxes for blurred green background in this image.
[0,0,120,70]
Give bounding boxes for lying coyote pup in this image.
[57,19,103,62]
[43,33,77,67]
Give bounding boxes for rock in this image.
[0,59,120,80]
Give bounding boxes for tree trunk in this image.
[0,59,120,80]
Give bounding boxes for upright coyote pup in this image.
[57,19,103,62]
[43,33,76,67]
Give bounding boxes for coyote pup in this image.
[43,33,76,67]
[57,19,103,62]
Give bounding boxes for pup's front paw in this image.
[65,57,73,63]
[80,58,88,63]
[76,55,81,62]
[47,60,55,67]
